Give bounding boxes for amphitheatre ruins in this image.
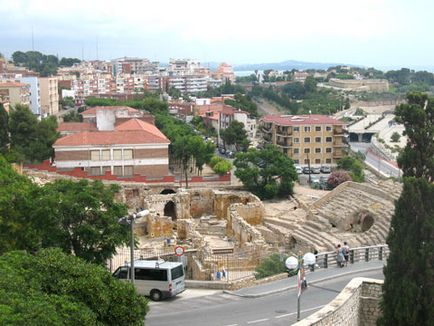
[25,167,402,281]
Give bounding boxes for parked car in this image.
[303,167,313,174]
[311,167,321,174]
[295,165,303,174]
[218,147,226,154]
[226,151,235,158]
[320,166,331,173]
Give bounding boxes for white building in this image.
[19,76,41,115]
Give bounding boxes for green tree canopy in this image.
[221,120,249,151]
[0,103,8,154]
[0,248,148,325]
[337,156,364,182]
[234,144,298,199]
[379,92,434,325]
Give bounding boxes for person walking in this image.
[342,241,350,266]
[336,244,344,267]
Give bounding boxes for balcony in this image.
[276,127,292,136]
[333,141,348,147]
[261,124,272,133]
[277,139,292,147]
[333,127,345,135]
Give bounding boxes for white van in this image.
[113,260,185,301]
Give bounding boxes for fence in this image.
[315,244,389,269]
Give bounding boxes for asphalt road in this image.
[146,269,383,326]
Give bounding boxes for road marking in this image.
[247,318,269,324]
[223,324,238,326]
[275,305,326,319]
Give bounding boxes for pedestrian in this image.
[336,244,344,268]
[342,241,350,266]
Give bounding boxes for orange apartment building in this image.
[260,114,347,166]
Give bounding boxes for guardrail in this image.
[315,244,389,269]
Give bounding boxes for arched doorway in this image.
[160,189,176,194]
[164,201,176,221]
[361,215,374,232]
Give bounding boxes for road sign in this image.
[175,246,185,257]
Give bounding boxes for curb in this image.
[223,266,384,298]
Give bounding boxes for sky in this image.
[1,0,433,70]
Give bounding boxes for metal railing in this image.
[314,244,389,269]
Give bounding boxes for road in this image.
[146,268,383,326]
[350,142,401,178]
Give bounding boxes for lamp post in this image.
[118,209,149,284]
[285,252,316,321]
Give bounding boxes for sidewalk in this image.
[225,260,385,298]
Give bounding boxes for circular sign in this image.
[303,252,316,266]
[174,246,185,257]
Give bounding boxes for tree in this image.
[337,156,364,182]
[63,110,83,122]
[327,170,351,189]
[304,76,317,93]
[172,135,198,188]
[390,131,401,143]
[0,248,149,325]
[221,120,249,151]
[35,179,129,265]
[234,144,298,199]
[0,103,8,154]
[212,158,232,175]
[379,92,434,325]
[192,137,215,175]
[9,105,58,163]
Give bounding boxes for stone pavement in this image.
[225,260,385,298]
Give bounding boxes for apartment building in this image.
[39,77,59,116]
[18,76,41,115]
[260,114,347,166]
[168,75,208,94]
[0,81,30,108]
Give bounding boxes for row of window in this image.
[90,166,134,176]
[293,158,333,164]
[90,149,134,161]
[293,147,333,154]
[293,137,333,143]
[293,126,333,132]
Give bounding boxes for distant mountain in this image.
[233,60,360,72]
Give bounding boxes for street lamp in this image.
[285,252,316,321]
[118,209,150,284]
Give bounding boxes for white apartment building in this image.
[39,77,59,116]
[19,76,41,115]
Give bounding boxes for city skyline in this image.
[1,0,434,71]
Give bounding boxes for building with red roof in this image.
[260,114,347,166]
[53,107,169,178]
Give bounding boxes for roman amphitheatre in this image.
[105,171,402,281]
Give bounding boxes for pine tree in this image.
[379,93,434,325]
[0,103,8,154]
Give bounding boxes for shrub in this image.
[327,170,352,189]
[212,159,232,175]
[390,132,401,143]
[255,253,289,279]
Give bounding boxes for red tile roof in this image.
[115,119,169,141]
[80,106,140,116]
[57,122,98,132]
[261,114,344,126]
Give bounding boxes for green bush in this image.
[255,253,289,279]
[212,159,232,175]
[209,155,224,168]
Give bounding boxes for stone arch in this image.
[160,188,176,194]
[164,201,177,221]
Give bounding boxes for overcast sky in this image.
[1,0,433,70]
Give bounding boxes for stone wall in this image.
[293,278,383,326]
[234,202,265,225]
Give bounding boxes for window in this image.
[101,150,110,160]
[304,148,310,154]
[90,150,100,161]
[315,126,321,131]
[326,158,332,163]
[293,159,299,164]
[315,137,321,143]
[293,127,300,132]
[135,268,168,281]
[315,159,321,164]
[294,148,300,154]
[304,137,311,143]
[113,166,123,176]
[102,166,111,174]
[326,126,332,131]
[90,167,101,176]
[171,265,184,280]
[326,148,332,153]
[114,267,129,279]
[315,148,321,153]
[113,149,122,160]
[123,149,133,160]
[304,159,310,164]
[294,138,299,143]
[304,126,311,132]
[326,137,332,142]
[124,166,133,176]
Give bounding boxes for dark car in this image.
[303,167,313,174]
[320,166,331,173]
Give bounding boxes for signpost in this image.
[175,245,185,257]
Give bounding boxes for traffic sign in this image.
[174,246,185,257]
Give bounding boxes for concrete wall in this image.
[293,278,383,326]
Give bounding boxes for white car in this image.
[294,165,303,174]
